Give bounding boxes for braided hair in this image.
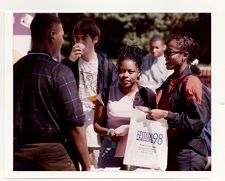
[117,44,144,70]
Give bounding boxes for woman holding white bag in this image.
[146,34,210,171]
[93,45,156,170]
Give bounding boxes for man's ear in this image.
[48,31,55,44]
[93,36,99,45]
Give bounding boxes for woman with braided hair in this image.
[94,44,156,170]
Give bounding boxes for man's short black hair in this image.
[30,13,61,42]
[150,34,164,44]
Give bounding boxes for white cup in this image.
[72,43,86,58]
[74,43,85,50]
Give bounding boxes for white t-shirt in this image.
[78,58,100,147]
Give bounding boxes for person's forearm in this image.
[147,109,169,120]
[70,125,91,171]
[94,122,109,137]
[93,100,108,137]
[68,54,79,62]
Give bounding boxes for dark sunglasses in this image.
[164,49,184,57]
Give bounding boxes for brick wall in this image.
[198,67,211,88]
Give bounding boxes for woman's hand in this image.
[108,129,122,143]
[135,105,150,113]
[146,109,168,120]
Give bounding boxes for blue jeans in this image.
[98,139,127,170]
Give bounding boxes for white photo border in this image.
[2,0,225,180]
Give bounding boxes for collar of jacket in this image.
[27,50,52,58]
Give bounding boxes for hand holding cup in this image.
[69,43,86,62]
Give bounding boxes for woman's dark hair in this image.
[72,18,101,40]
[31,13,61,43]
[117,44,144,70]
[168,34,201,75]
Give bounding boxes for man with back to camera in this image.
[13,13,91,171]
[140,34,173,92]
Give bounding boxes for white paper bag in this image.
[123,108,168,170]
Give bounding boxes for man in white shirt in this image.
[140,35,173,91]
[62,18,117,168]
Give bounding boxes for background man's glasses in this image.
[164,49,184,57]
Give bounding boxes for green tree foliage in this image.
[59,13,211,65]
